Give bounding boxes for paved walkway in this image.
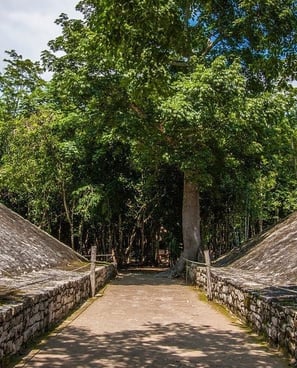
[16,270,289,368]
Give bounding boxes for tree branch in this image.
[130,102,147,119]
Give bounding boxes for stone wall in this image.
[0,264,116,364]
[188,264,297,360]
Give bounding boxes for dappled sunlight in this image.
[24,322,284,368]
[8,271,287,367]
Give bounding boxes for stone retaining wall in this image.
[188,264,297,360]
[0,264,116,365]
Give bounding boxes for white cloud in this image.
[0,0,80,71]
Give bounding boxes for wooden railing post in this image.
[90,245,97,297]
[204,249,213,300]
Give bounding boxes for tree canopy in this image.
[0,1,297,269]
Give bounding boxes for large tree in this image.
[0,50,45,119]
[43,0,297,272]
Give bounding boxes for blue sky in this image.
[0,0,80,72]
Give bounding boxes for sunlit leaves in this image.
[0,50,45,119]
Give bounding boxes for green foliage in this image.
[0,50,45,119]
[42,0,297,258]
[1,0,297,262]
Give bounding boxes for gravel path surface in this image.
[15,270,289,368]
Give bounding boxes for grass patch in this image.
[194,286,291,365]
[195,287,238,323]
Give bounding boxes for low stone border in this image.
[188,264,297,360]
[0,264,116,365]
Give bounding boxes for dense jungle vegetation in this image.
[0,1,297,271]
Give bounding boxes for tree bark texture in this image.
[174,175,201,275]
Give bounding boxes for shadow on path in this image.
[20,271,288,368]
[111,269,185,286]
[25,320,287,368]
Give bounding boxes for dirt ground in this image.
[14,270,290,368]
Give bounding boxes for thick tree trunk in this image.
[174,175,201,275]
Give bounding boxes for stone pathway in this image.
[15,270,289,368]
